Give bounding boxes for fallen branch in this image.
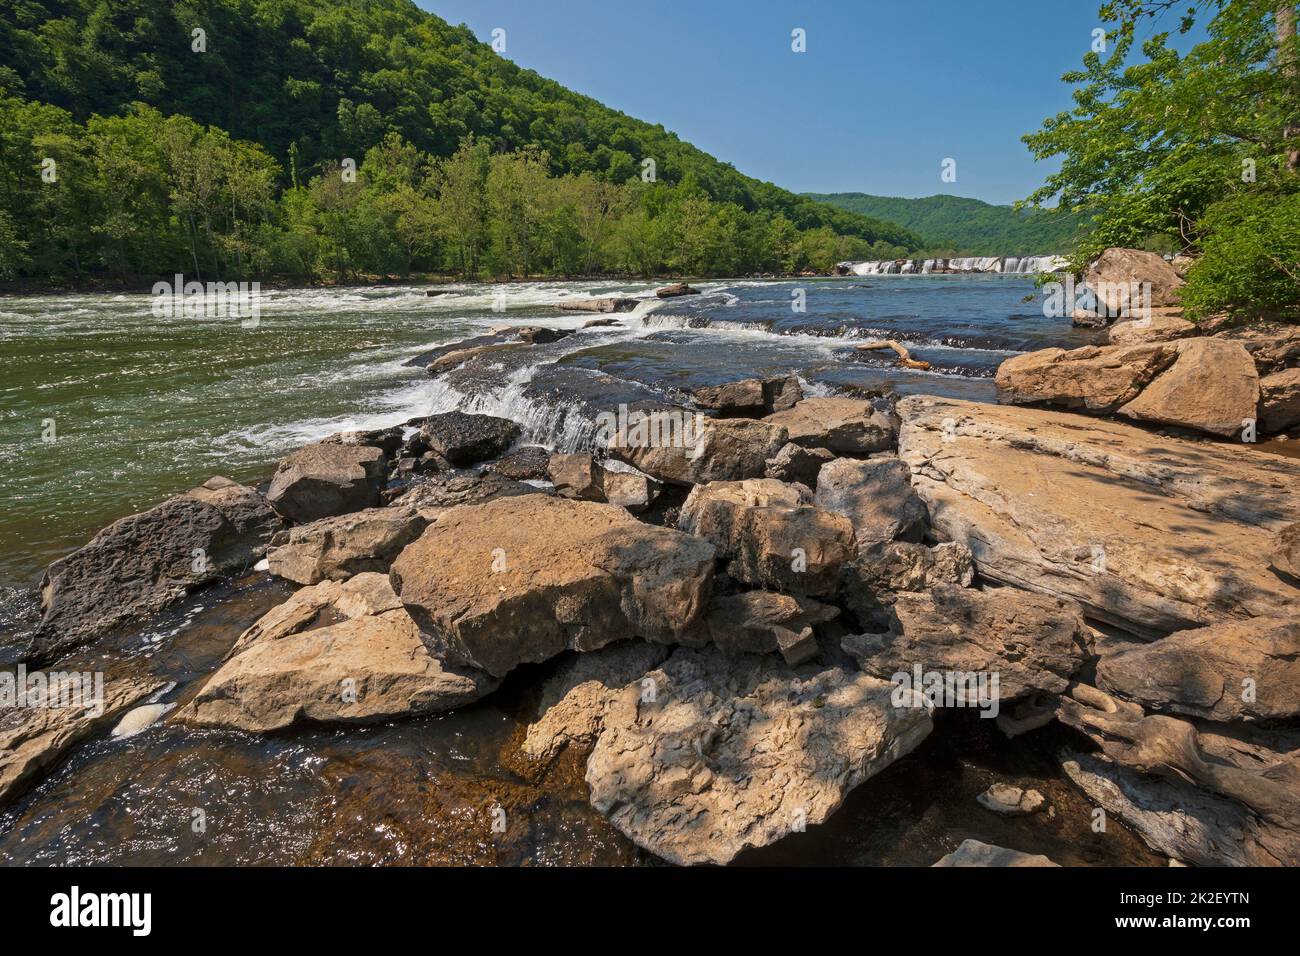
[856,340,932,370]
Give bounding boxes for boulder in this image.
[320,424,406,456]
[932,840,1058,867]
[265,508,427,585]
[267,443,388,523]
[977,783,1046,816]
[897,395,1300,637]
[995,344,1178,414]
[548,452,604,501]
[707,590,839,663]
[1,675,166,805]
[601,466,661,514]
[1085,247,1185,316]
[585,646,934,866]
[607,416,788,486]
[693,375,802,417]
[33,477,281,659]
[840,540,974,626]
[1259,368,1300,433]
[813,457,927,549]
[1118,337,1260,438]
[843,586,1090,701]
[179,608,498,733]
[555,297,638,313]
[1274,523,1300,581]
[521,642,671,763]
[678,479,855,597]
[418,412,520,467]
[1107,310,1196,346]
[227,572,400,658]
[1096,618,1300,722]
[765,397,896,455]
[655,283,700,298]
[390,495,716,677]
[487,445,551,482]
[1216,322,1300,375]
[764,442,834,486]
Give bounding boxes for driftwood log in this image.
[856,340,932,371]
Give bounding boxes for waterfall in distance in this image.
[841,255,1068,276]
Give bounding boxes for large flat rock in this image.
[898,395,1300,637]
[391,494,716,677]
[585,646,933,866]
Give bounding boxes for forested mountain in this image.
[803,192,1085,256]
[0,0,920,282]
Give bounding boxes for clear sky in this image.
[420,0,1195,207]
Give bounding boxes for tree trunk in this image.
[1281,4,1299,172]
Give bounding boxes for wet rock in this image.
[655,283,700,298]
[977,783,1046,816]
[33,477,281,659]
[764,442,834,486]
[556,296,638,313]
[995,343,1178,414]
[548,453,604,501]
[178,608,498,733]
[608,417,788,486]
[392,473,542,520]
[814,457,927,549]
[1118,338,1259,438]
[521,642,671,763]
[1096,617,1300,722]
[268,443,388,523]
[266,508,427,585]
[678,478,855,597]
[843,586,1090,701]
[707,590,838,663]
[419,412,520,467]
[487,445,551,482]
[111,702,174,739]
[764,397,895,455]
[1259,368,1300,433]
[1056,684,1300,866]
[897,395,1300,636]
[693,375,802,417]
[585,645,934,866]
[1,675,166,805]
[932,839,1058,867]
[391,495,716,677]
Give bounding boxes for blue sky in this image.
[422,0,1196,206]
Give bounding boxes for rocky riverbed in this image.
[2,262,1298,867]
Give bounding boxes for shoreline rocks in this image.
[268,443,388,523]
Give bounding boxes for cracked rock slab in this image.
[585,645,933,866]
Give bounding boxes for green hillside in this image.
[803,192,1085,257]
[0,0,922,282]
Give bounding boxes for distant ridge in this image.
[802,193,1085,257]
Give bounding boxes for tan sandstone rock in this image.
[265,507,427,585]
[995,343,1178,414]
[1117,337,1260,437]
[1259,368,1300,433]
[764,397,895,455]
[933,839,1058,867]
[607,417,788,486]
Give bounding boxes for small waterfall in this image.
[843,254,1066,276]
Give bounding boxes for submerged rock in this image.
[266,508,427,585]
[655,283,700,298]
[267,443,388,523]
[977,783,1046,816]
[897,395,1300,636]
[1,675,166,805]
[555,296,638,313]
[33,476,281,659]
[678,478,854,597]
[932,839,1058,867]
[391,495,716,677]
[585,645,934,866]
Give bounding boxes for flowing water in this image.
[0,275,1166,866]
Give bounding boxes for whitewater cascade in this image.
[842,255,1068,276]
